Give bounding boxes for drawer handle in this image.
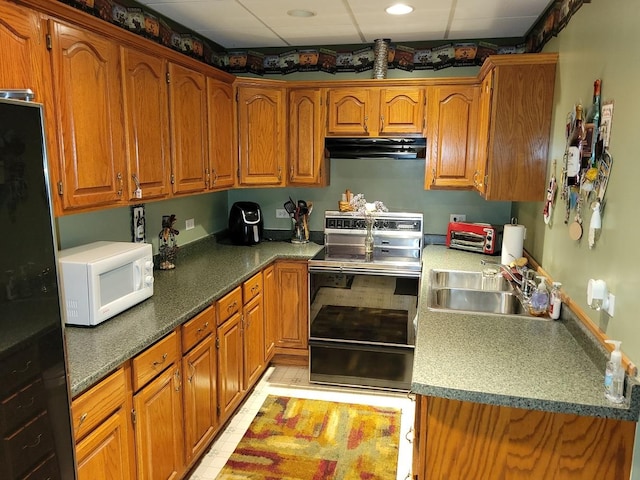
[251,285,259,294]
[405,427,414,443]
[152,353,168,367]
[12,360,32,375]
[227,301,237,312]
[17,396,36,409]
[78,413,88,426]
[187,361,195,383]
[23,433,42,450]
[196,321,210,335]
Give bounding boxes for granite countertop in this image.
[412,245,640,422]
[64,237,323,396]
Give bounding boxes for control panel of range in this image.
[324,211,423,233]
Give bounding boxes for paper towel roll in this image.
[501,224,526,265]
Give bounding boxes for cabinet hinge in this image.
[237,168,240,180]
[166,72,170,84]
[45,33,52,51]
[217,405,221,417]
[170,174,175,184]
[131,409,136,425]
[215,337,220,349]
[235,91,239,102]
[57,181,63,195]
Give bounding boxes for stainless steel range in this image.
[308,210,423,391]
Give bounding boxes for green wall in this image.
[512,2,640,475]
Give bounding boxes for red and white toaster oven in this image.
[446,222,502,255]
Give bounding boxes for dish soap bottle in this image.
[604,340,625,404]
[529,276,549,316]
[549,282,562,320]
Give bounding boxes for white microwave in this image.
[59,241,154,326]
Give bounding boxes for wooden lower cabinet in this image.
[182,334,217,465]
[133,365,184,480]
[413,395,636,480]
[217,311,244,424]
[76,408,135,480]
[243,293,265,389]
[274,260,309,355]
[263,264,277,363]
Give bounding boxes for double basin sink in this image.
[427,269,536,318]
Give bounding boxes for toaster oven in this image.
[446,222,502,255]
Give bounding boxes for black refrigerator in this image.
[0,94,76,478]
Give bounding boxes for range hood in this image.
[325,137,426,159]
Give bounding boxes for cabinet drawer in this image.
[182,306,215,353]
[132,331,179,391]
[1,411,54,480]
[22,453,60,480]
[216,287,242,326]
[242,271,263,303]
[71,367,126,441]
[1,378,46,435]
[0,344,40,398]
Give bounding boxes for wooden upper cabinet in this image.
[236,84,286,186]
[326,88,372,136]
[168,62,208,195]
[326,86,425,137]
[477,53,558,201]
[379,87,426,135]
[121,47,171,201]
[49,21,127,211]
[425,85,480,190]
[288,88,328,186]
[474,73,492,196]
[0,3,62,215]
[207,78,236,190]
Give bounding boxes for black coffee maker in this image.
[228,201,263,245]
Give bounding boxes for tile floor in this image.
[186,365,415,480]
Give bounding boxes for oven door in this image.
[308,267,419,391]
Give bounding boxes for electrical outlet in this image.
[276,208,289,219]
[450,214,466,223]
[185,218,195,230]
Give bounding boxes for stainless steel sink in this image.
[429,269,513,291]
[429,288,529,315]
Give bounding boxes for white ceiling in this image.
[137,0,554,49]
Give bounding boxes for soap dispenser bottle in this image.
[604,340,625,404]
[529,276,549,316]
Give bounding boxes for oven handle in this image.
[308,264,421,278]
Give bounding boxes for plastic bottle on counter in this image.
[549,282,562,320]
[528,276,549,317]
[604,340,625,404]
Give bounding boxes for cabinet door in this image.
[288,88,327,185]
[243,294,264,389]
[262,264,277,363]
[237,85,286,185]
[480,56,557,201]
[49,21,127,210]
[133,365,184,480]
[121,48,171,201]
[379,87,425,135]
[207,77,236,190]
[0,3,62,216]
[326,88,373,136]
[76,408,135,480]
[275,261,308,350]
[216,312,243,423]
[474,73,493,196]
[168,63,208,194]
[182,335,217,464]
[425,85,479,190]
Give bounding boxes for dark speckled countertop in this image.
[412,245,640,422]
[65,236,322,396]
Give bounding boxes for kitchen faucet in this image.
[480,259,536,299]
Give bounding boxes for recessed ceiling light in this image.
[385,3,414,15]
[287,9,316,18]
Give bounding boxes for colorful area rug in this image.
[216,395,401,480]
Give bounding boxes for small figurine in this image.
[158,214,179,269]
